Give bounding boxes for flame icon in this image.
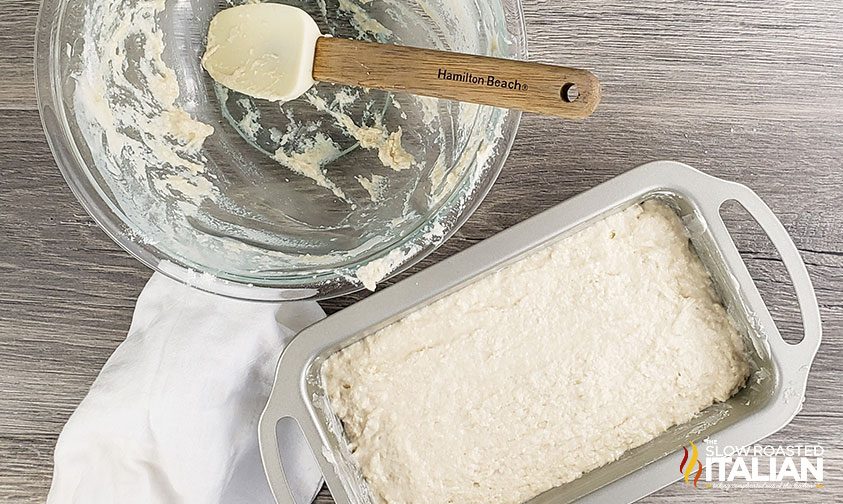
[679,441,703,488]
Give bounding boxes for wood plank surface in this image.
[0,0,840,502]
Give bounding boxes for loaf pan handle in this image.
[697,175,822,363]
[259,393,322,504]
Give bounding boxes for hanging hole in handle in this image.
[720,200,805,344]
[560,83,580,102]
[273,417,325,503]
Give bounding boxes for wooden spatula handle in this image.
[312,37,600,119]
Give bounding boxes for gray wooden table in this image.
[1,0,840,502]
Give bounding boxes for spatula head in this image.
[202,4,322,102]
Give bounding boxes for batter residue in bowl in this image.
[71,0,512,292]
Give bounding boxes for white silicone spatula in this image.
[202,4,600,119]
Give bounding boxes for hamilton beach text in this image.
[436,68,527,91]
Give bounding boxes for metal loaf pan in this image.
[259,161,822,504]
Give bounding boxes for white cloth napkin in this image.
[47,273,325,504]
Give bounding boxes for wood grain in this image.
[0,1,38,110]
[313,37,601,118]
[1,0,841,503]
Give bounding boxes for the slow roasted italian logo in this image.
[680,441,704,488]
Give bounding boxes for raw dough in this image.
[75,0,216,206]
[305,92,416,173]
[324,201,750,504]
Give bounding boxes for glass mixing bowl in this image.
[36,0,526,301]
